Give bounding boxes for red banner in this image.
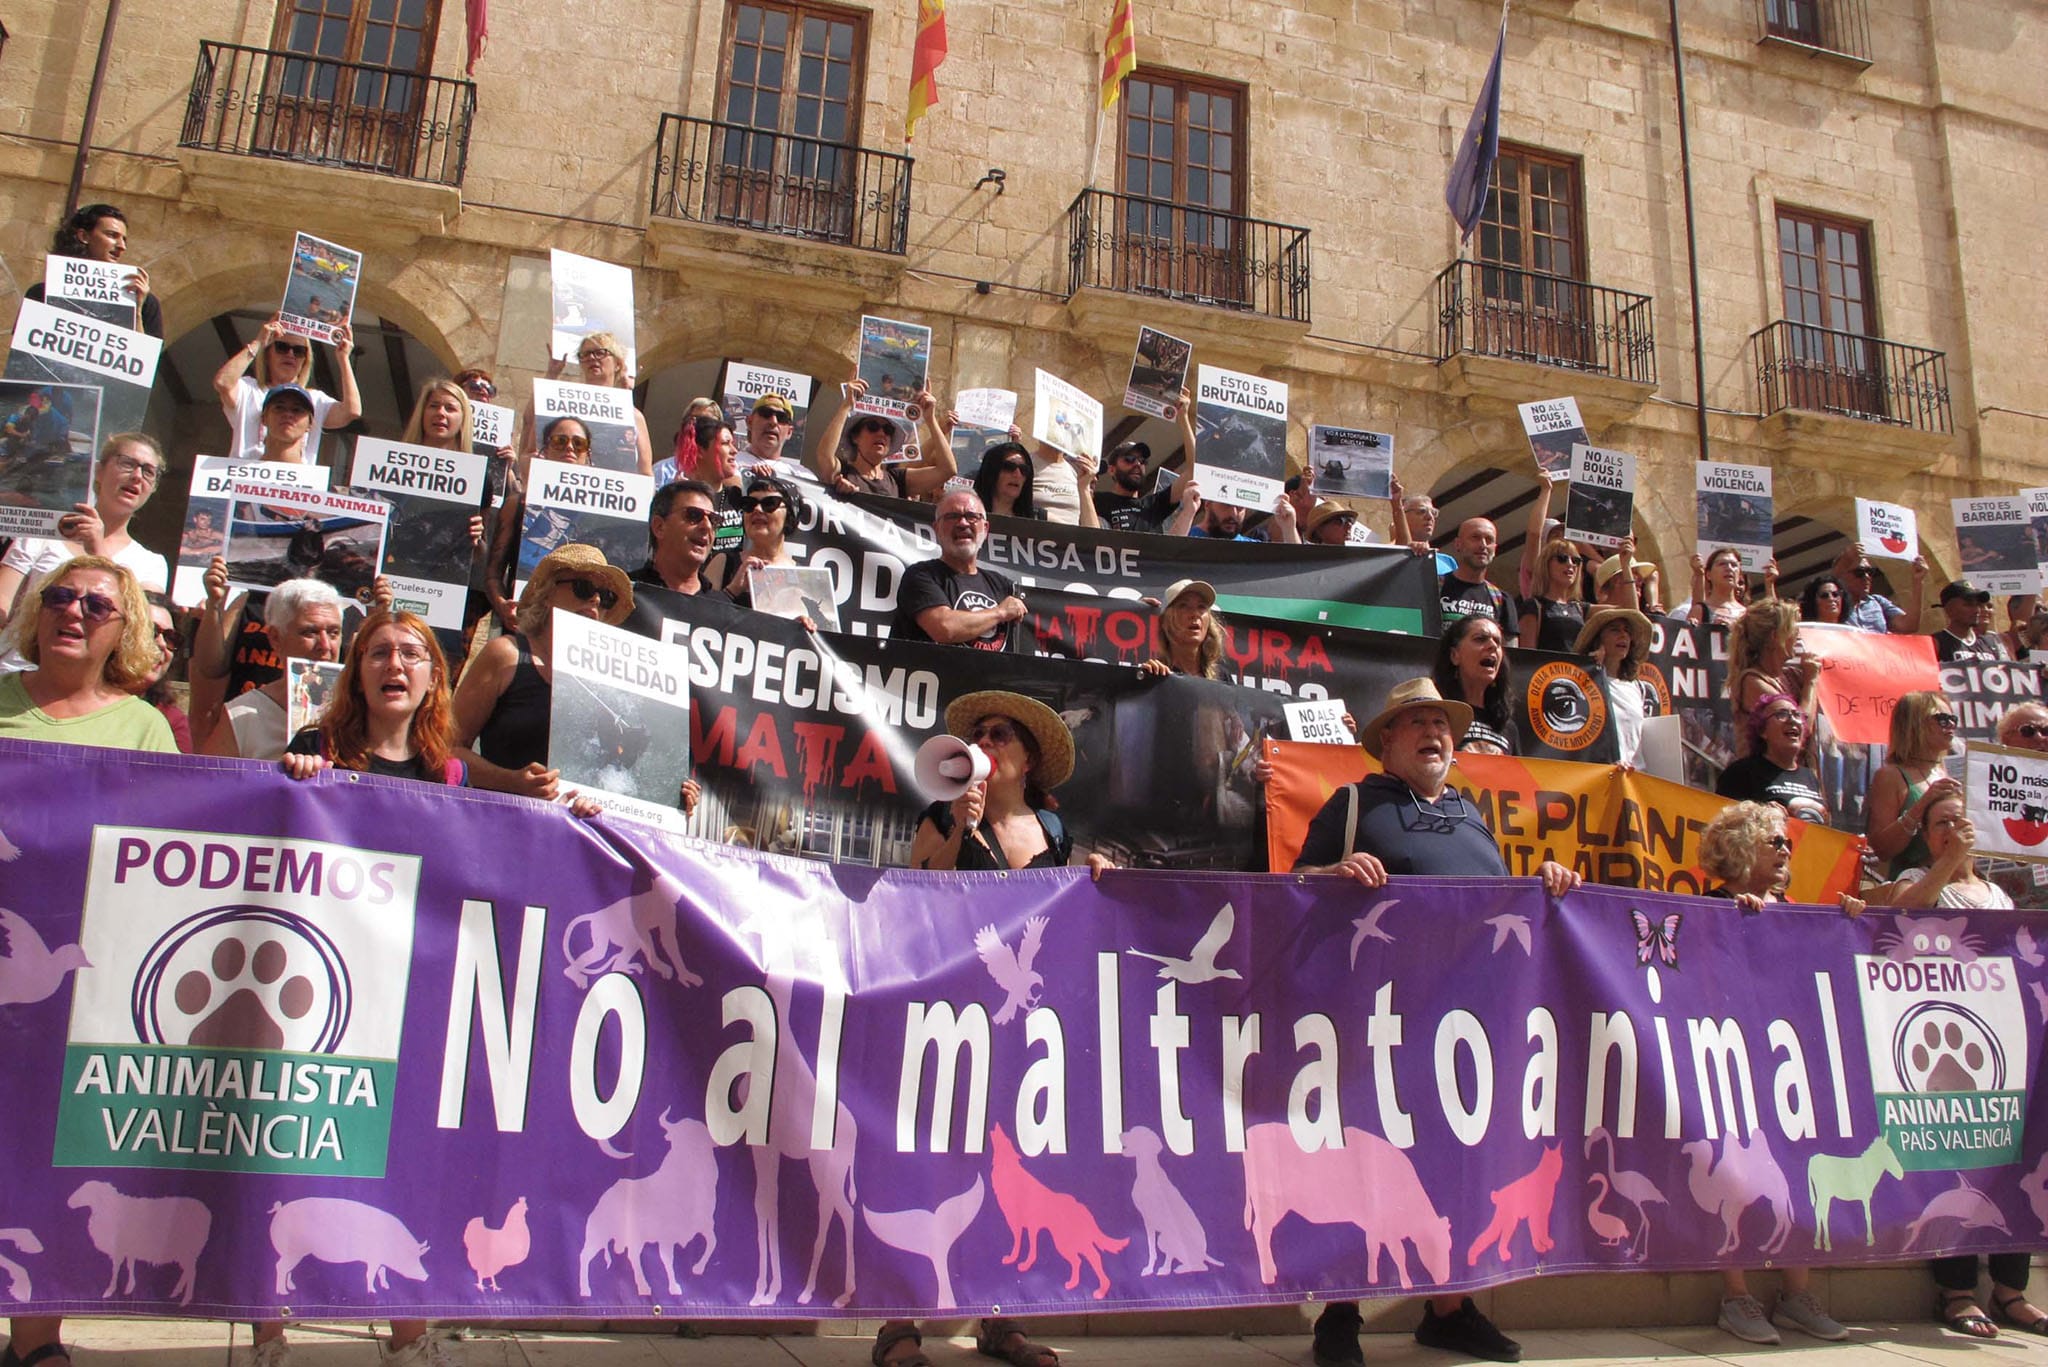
[1798,623,1942,745]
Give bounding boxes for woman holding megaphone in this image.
[910,689,1111,876]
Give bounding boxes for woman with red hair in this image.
[282,609,462,786]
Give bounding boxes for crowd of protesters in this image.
[5,203,2046,1367]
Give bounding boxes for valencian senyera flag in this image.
[906,0,948,141]
[1444,15,1507,240]
[1101,0,1137,110]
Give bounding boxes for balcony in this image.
[1752,319,1953,469]
[649,113,910,256]
[1434,259,1657,419]
[1756,0,1872,65]
[1065,188,1311,335]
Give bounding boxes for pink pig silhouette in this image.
[1240,1123,1451,1289]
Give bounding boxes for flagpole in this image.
[1665,0,1712,461]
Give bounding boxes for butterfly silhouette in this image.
[1630,908,1682,969]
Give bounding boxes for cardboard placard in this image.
[549,249,637,373]
[853,315,931,423]
[1309,424,1393,500]
[6,298,160,439]
[1193,364,1289,510]
[0,378,102,540]
[1856,497,1918,561]
[1518,396,1587,479]
[1032,368,1103,462]
[223,483,390,602]
[173,458,329,606]
[349,439,490,630]
[1561,444,1634,549]
[1124,326,1191,420]
[1953,496,2035,595]
[1696,461,1773,571]
[279,231,361,344]
[550,609,693,832]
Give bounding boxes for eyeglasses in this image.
[546,434,591,453]
[271,341,309,358]
[153,625,179,645]
[1815,588,1844,599]
[1401,789,1473,836]
[739,495,787,515]
[1113,451,1146,463]
[939,511,988,525]
[557,577,619,611]
[106,453,161,486]
[366,644,433,668]
[577,348,612,364]
[1931,713,1960,730]
[669,505,714,526]
[41,584,123,623]
[1764,710,1802,727]
[2014,724,2048,740]
[1766,834,1793,852]
[968,721,1021,746]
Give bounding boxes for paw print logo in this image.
[131,907,351,1054]
[1892,1001,2005,1094]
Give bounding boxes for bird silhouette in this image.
[0,824,19,862]
[1585,1125,1667,1257]
[1127,904,1242,983]
[1349,899,1398,968]
[975,916,1049,1024]
[2018,926,2045,969]
[1485,913,1532,956]
[1586,1174,1632,1251]
[0,906,90,1007]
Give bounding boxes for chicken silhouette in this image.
[1127,904,1241,984]
[0,906,90,1007]
[975,916,1049,1025]
[464,1196,531,1292]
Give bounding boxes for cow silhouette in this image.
[578,1109,718,1297]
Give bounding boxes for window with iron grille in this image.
[1114,70,1249,306]
[710,2,869,239]
[1775,206,1882,416]
[1474,145,1592,367]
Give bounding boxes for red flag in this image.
[465,0,488,75]
[906,0,948,142]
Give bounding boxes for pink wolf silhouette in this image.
[989,1124,1128,1299]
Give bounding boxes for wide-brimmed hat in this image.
[1594,553,1655,592]
[519,543,634,626]
[1574,605,1652,662]
[1161,578,1216,612]
[945,690,1076,789]
[1358,677,1474,760]
[1304,501,1358,539]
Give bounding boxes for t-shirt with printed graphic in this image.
[1440,572,1514,633]
[893,558,1019,652]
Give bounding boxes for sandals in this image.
[872,1323,931,1367]
[977,1317,1058,1367]
[1940,1289,1999,1340]
[1995,1292,2048,1336]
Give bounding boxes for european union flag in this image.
[1444,19,1507,241]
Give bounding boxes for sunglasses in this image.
[41,584,123,623]
[1931,713,1960,730]
[940,510,988,525]
[968,721,1021,746]
[462,379,497,400]
[546,434,592,453]
[2015,724,2048,740]
[558,577,619,611]
[1553,553,1585,567]
[669,505,714,526]
[998,459,1029,473]
[755,410,793,425]
[1766,834,1792,853]
[271,341,310,357]
[740,495,787,515]
[1852,566,1876,578]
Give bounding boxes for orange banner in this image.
[1797,623,1941,745]
[1264,739,1863,901]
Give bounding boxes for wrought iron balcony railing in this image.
[180,41,474,187]
[1757,0,1872,63]
[1066,188,1311,324]
[1435,259,1657,385]
[650,113,911,256]
[1751,320,1950,433]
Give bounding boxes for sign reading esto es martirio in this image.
[56,827,420,1177]
[1855,936,2028,1169]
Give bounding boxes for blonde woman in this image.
[211,313,361,464]
[1863,691,1962,879]
[528,330,653,475]
[1726,599,1816,753]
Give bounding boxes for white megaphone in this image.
[915,734,993,801]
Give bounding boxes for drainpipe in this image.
[1665,0,1711,460]
[65,0,122,215]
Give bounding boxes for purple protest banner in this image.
[2,738,2044,1321]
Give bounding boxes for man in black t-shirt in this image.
[1439,517,1513,631]
[1092,440,1177,533]
[893,489,1025,651]
[1931,579,2004,662]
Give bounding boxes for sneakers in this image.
[1312,1301,1366,1367]
[1719,1294,1782,1345]
[1416,1297,1522,1363]
[379,1335,463,1366]
[1773,1291,1849,1342]
[250,1337,292,1367]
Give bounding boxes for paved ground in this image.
[18,1316,2047,1366]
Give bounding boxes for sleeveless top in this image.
[476,633,551,771]
[919,801,1071,870]
[1887,767,1935,878]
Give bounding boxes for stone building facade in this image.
[2,0,2043,584]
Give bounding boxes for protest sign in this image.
[42,255,141,329]
[949,424,1008,474]
[954,387,1017,433]
[1124,325,1191,419]
[853,315,930,423]
[1953,496,2035,595]
[6,297,160,438]
[1264,740,1862,898]
[7,737,2018,1318]
[1696,461,1773,570]
[469,400,513,456]
[1193,364,1289,510]
[0,378,100,539]
[1967,741,2048,864]
[1032,368,1103,462]
[549,249,636,372]
[2027,489,2048,593]
[533,378,640,473]
[173,458,330,605]
[1561,444,1634,549]
[1308,424,1394,500]
[1799,622,1942,746]
[1518,396,1587,479]
[1282,698,1351,744]
[721,361,814,452]
[349,439,488,630]
[516,459,652,587]
[224,483,389,601]
[285,658,344,736]
[550,609,691,831]
[1856,497,1918,561]
[749,563,842,631]
[279,231,361,344]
